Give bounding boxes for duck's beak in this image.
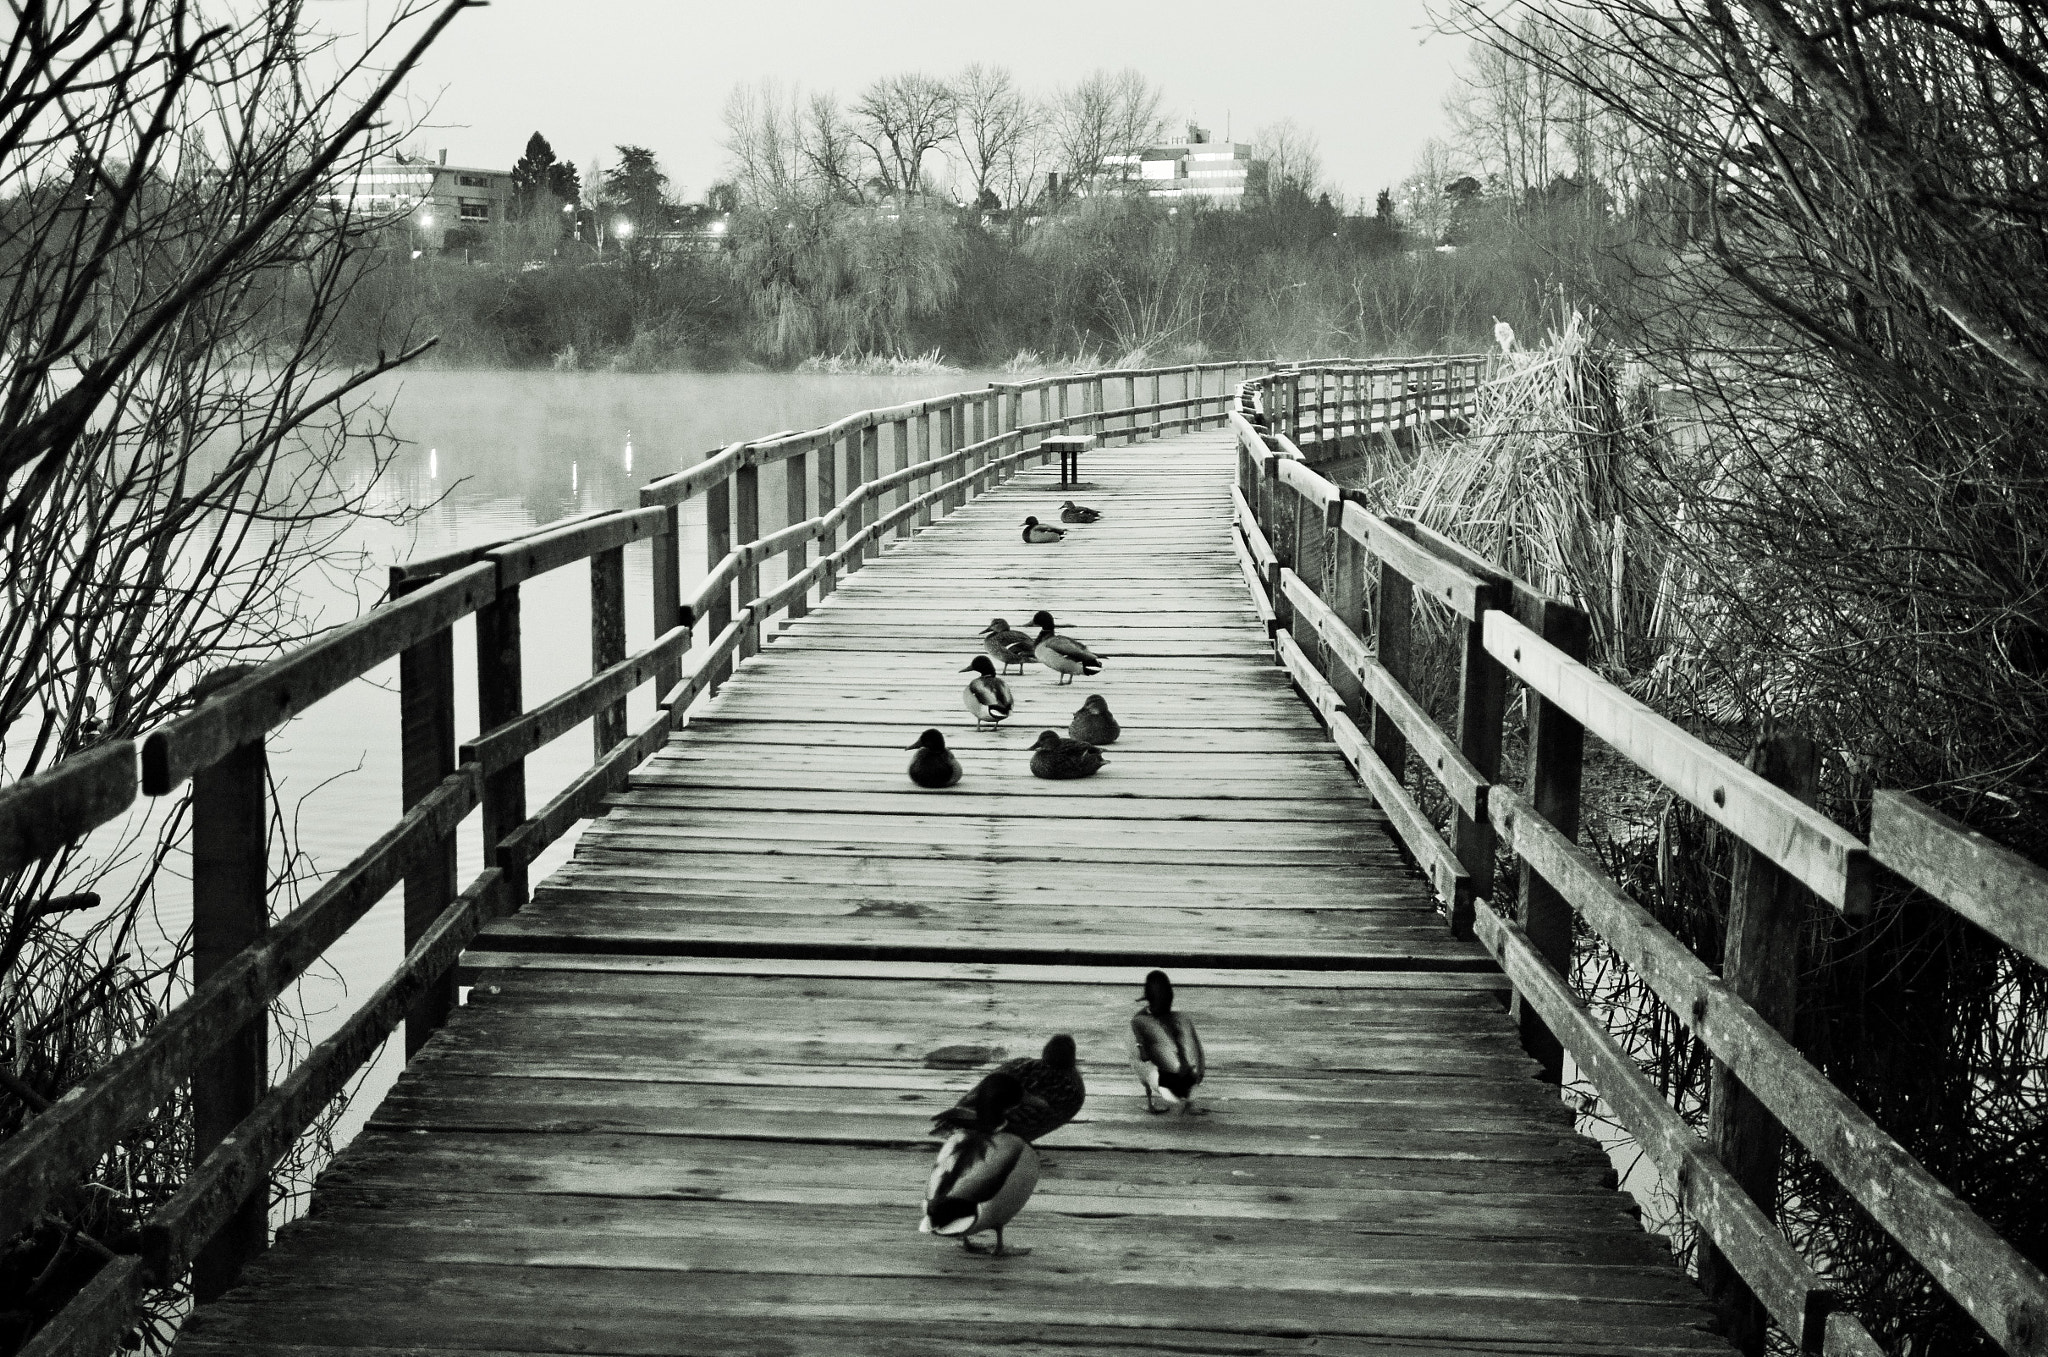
[978,625,995,635]
[904,739,922,750]
[959,664,975,672]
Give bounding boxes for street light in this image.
[615,218,633,241]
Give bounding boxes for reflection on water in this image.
[148,366,1005,1146]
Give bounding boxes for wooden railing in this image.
[1228,381,2048,1357]
[0,357,1290,1357]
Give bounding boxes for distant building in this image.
[1103,124,1263,205]
[320,150,512,251]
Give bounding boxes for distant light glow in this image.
[429,447,437,479]
[572,461,579,492]
[614,219,633,239]
[624,431,633,472]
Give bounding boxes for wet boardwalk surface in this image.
[179,431,1727,1357]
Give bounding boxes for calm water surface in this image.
[161,368,1005,1144]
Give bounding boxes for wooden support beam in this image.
[590,547,628,755]
[646,500,684,695]
[704,474,733,688]
[475,583,528,905]
[391,574,458,1056]
[1702,729,1821,1356]
[188,737,268,1301]
[1515,598,1592,1082]
[735,462,761,660]
[784,448,811,621]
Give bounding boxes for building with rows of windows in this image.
[319,150,512,251]
[1100,124,1264,204]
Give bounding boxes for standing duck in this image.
[960,656,1015,731]
[1021,516,1066,544]
[906,728,963,788]
[979,618,1037,675]
[1029,730,1106,780]
[1131,970,1206,1114]
[920,1071,1042,1257]
[1059,500,1101,524]
[931,1035,1086,1143]
[1029,610,1102,685]
[1069,694,1119,745]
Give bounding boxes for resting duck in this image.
[960,656,1015,730]
[1069,694,1119,745]
[1059,500,1101,524]
[920,1071,1042,1257]
[1021,516,1066,544]
[1029,729,1106,780]
[1028,610,1102,685]
[931,1035,1086,1143]
[979,618,1036,675]
[1131,970,1206,1114]
[906,728,963,788]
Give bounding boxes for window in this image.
[459,201,490,221]
[457,173,491,188]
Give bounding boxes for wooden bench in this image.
[1040,433,1094,487]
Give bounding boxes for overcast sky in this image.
[365,0,1469,204]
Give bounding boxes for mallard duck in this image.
[979,618,1036,675]
[1029,729,1106,780]
[1131,970,1206,1114]
[931,1035,1086,1143]
[1069,694,1119,745]
[1059,500,1101,524]
[1021,516,1066,544]
[1028,610,1102,685]
[960,656,1015,730]
[920,1070,1042,1257]
[906,728,963,788]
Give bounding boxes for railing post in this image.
[1701,729,1822,1357]
[817,435,840,598]
[1150,371,1161,438]
[1371,557,1413,790]
[1515,599,1593,1082]
[859,423,880,560]
[1446,576,1509,938]
[1123,374,1136,442]
[735,458,761,659]
[591,546,627,753]
[705,474,733,683]
[189,733,267,1301]
[892,418,912,539]
[392,573,458,1057]
[936,403,955,516]
[476,583,528,904]
[647,495,684,697]
[784,444,810,621]
[915,408,935,527]
[1329,505,1367,719]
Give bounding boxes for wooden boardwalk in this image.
[178,430,1728,1357]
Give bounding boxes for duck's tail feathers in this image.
[925,1197,978,1234]
[929,1105,979,1136]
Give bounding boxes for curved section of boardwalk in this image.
[177,430,1727,1357]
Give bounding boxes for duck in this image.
[1131,969,1206,1114]
[920,1070,1042,1257]
[1029,729,1106,780]
[906,728,963,788]
[1059,500,1101,524]
[931,1035,1086,1143]
[1028,610,1102,685]
[1069,694,1119,745]
[960,656,1015,731]
[1021,516,1066,544]
[979,618,1037,675]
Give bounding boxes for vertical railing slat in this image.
[393,572,458,1056]
[591,546,627,753]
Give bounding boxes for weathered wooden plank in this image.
[142,563,495,794]
[1483,611,1871,914]
[1868,789,2048,968]
[0,741,136,876]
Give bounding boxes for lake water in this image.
[139,367,1008,1150]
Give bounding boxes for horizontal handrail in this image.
[141,562,498,794]
[1238,402,2041,1357]
[1483,611,1871,914]
[0,765,479,1245]
[490,506,667,587]
[0,742,137,876]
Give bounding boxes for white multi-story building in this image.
[1103,124,1262,204]
[321,150,512,250]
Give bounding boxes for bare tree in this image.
[852,73,958,197]
[1047,68,1165,197]
[0,0,471,1333]
[801,93,866,203]
[721,79,804,205]
[1257,118,1325,201]
[950,64,1039,209]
